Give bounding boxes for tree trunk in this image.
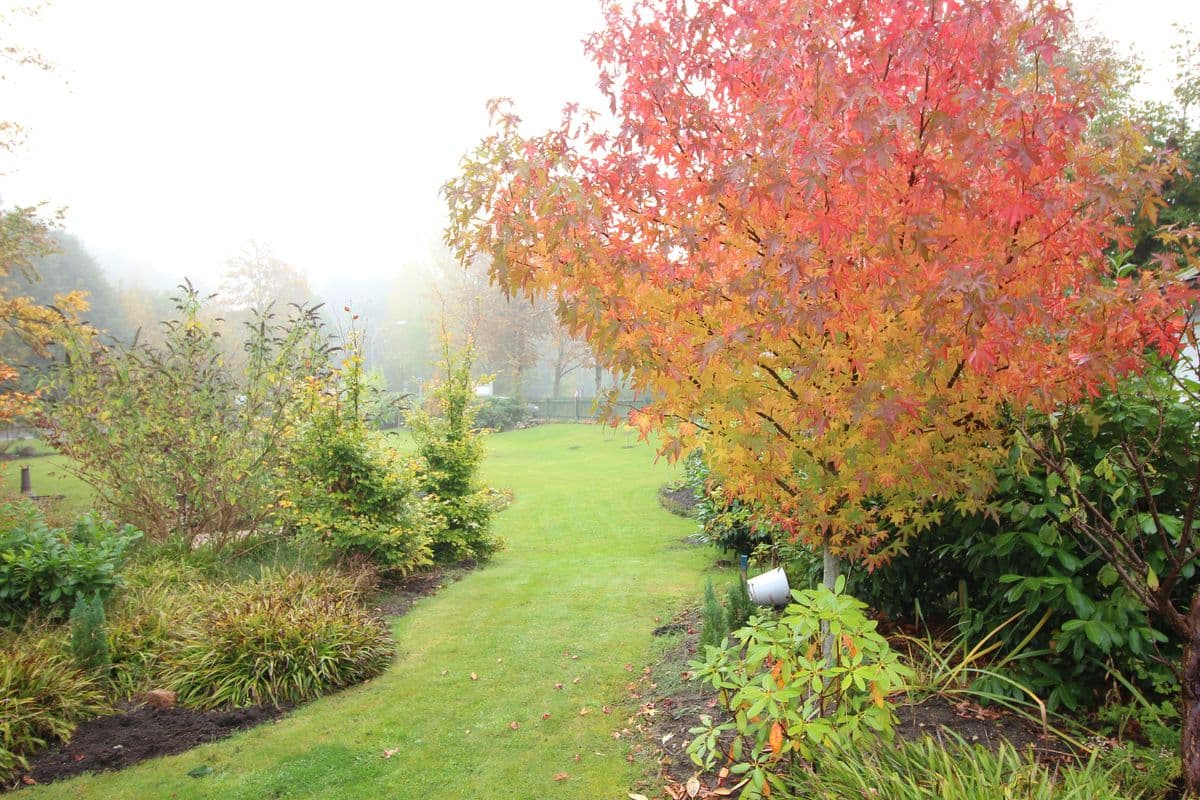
[552,368,562,401]
[821,536,841,663]
[1183,593,1200,796]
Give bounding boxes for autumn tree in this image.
[445,0,1199,779]
[0,10,87,428]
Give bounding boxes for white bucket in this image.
[746,567,790,606]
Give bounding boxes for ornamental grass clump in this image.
[168,571,394,709]
[0,633,109,777]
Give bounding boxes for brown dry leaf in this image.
[19,776,35,786]
[571,654,579,660]
[554,682,564,690]
[717,766,730,781]
[382,748,399,759]
[509,721,520,730]
[573,753,582,762]
[440,669,448,676]
[578,707,591,716]
[686,775,701,798]
[602,706,612,714]
[470,672,478,681]
[553,772,569,782]
[612,730,623,739]
[711,789,735,797]
[572,677,581,684]
[541,712,551,720]
[630,794,651,800]
[624,663,634,671]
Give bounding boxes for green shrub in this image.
[279,344,432,576]
[685,449,773,555]
[69,594,110,674]
[0,502,141,625]
[473,396,532,431]
[794,738,1127,799]
[408,339,501,563]
[831,368,1197,711]
[41,283,330,546]
[698,579,728,652]
[0,633,109,776]
[168,571,395,709]
[688,579,911,799]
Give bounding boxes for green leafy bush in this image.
[69,593,110,674]
[0,502,141,625]
[793,738,1126,799]
[473,395,532,431]
[0,633,109,776]
[41,283,330,546]
[688,580,911,798]
[278,341,431,576]
[168,571,395,709]
[685,450,773,555]
[408,340,501,563]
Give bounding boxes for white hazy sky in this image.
[0,0,1197,288]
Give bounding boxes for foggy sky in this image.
[0,0,1196,289]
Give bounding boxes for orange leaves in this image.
[444,0,1199,563]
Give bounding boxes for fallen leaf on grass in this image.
[624,663,634,671]
[440,669,448,676]
[554,682,564,690]
[578,707,590,716]
[686,775,702,798]
[553,772,569,781]
[573,753,582,762]
[382,749,399,759]
[602,706,612,714]
[630,794,650,800]
[470,672,478,681]
[541,712,551,720]
[509,721,520,730]
[572,677,581,684]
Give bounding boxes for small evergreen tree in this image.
[69,593,110,674]
[698,579,728,652]
[407,335,502,562]
[725,579,754,632]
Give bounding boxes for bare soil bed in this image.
[13,705,282,790]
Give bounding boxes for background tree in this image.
[440,256,549,397]
[545,324,593,400]
[218,240,315,314]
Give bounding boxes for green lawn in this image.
[1,454,94,514]
[27,424,713,799]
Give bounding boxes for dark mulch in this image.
[369,559,476,618]
[7,562,472,791]
[658,484,697,518]
[9,704,284,791]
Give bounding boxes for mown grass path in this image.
[29,425,711,799]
